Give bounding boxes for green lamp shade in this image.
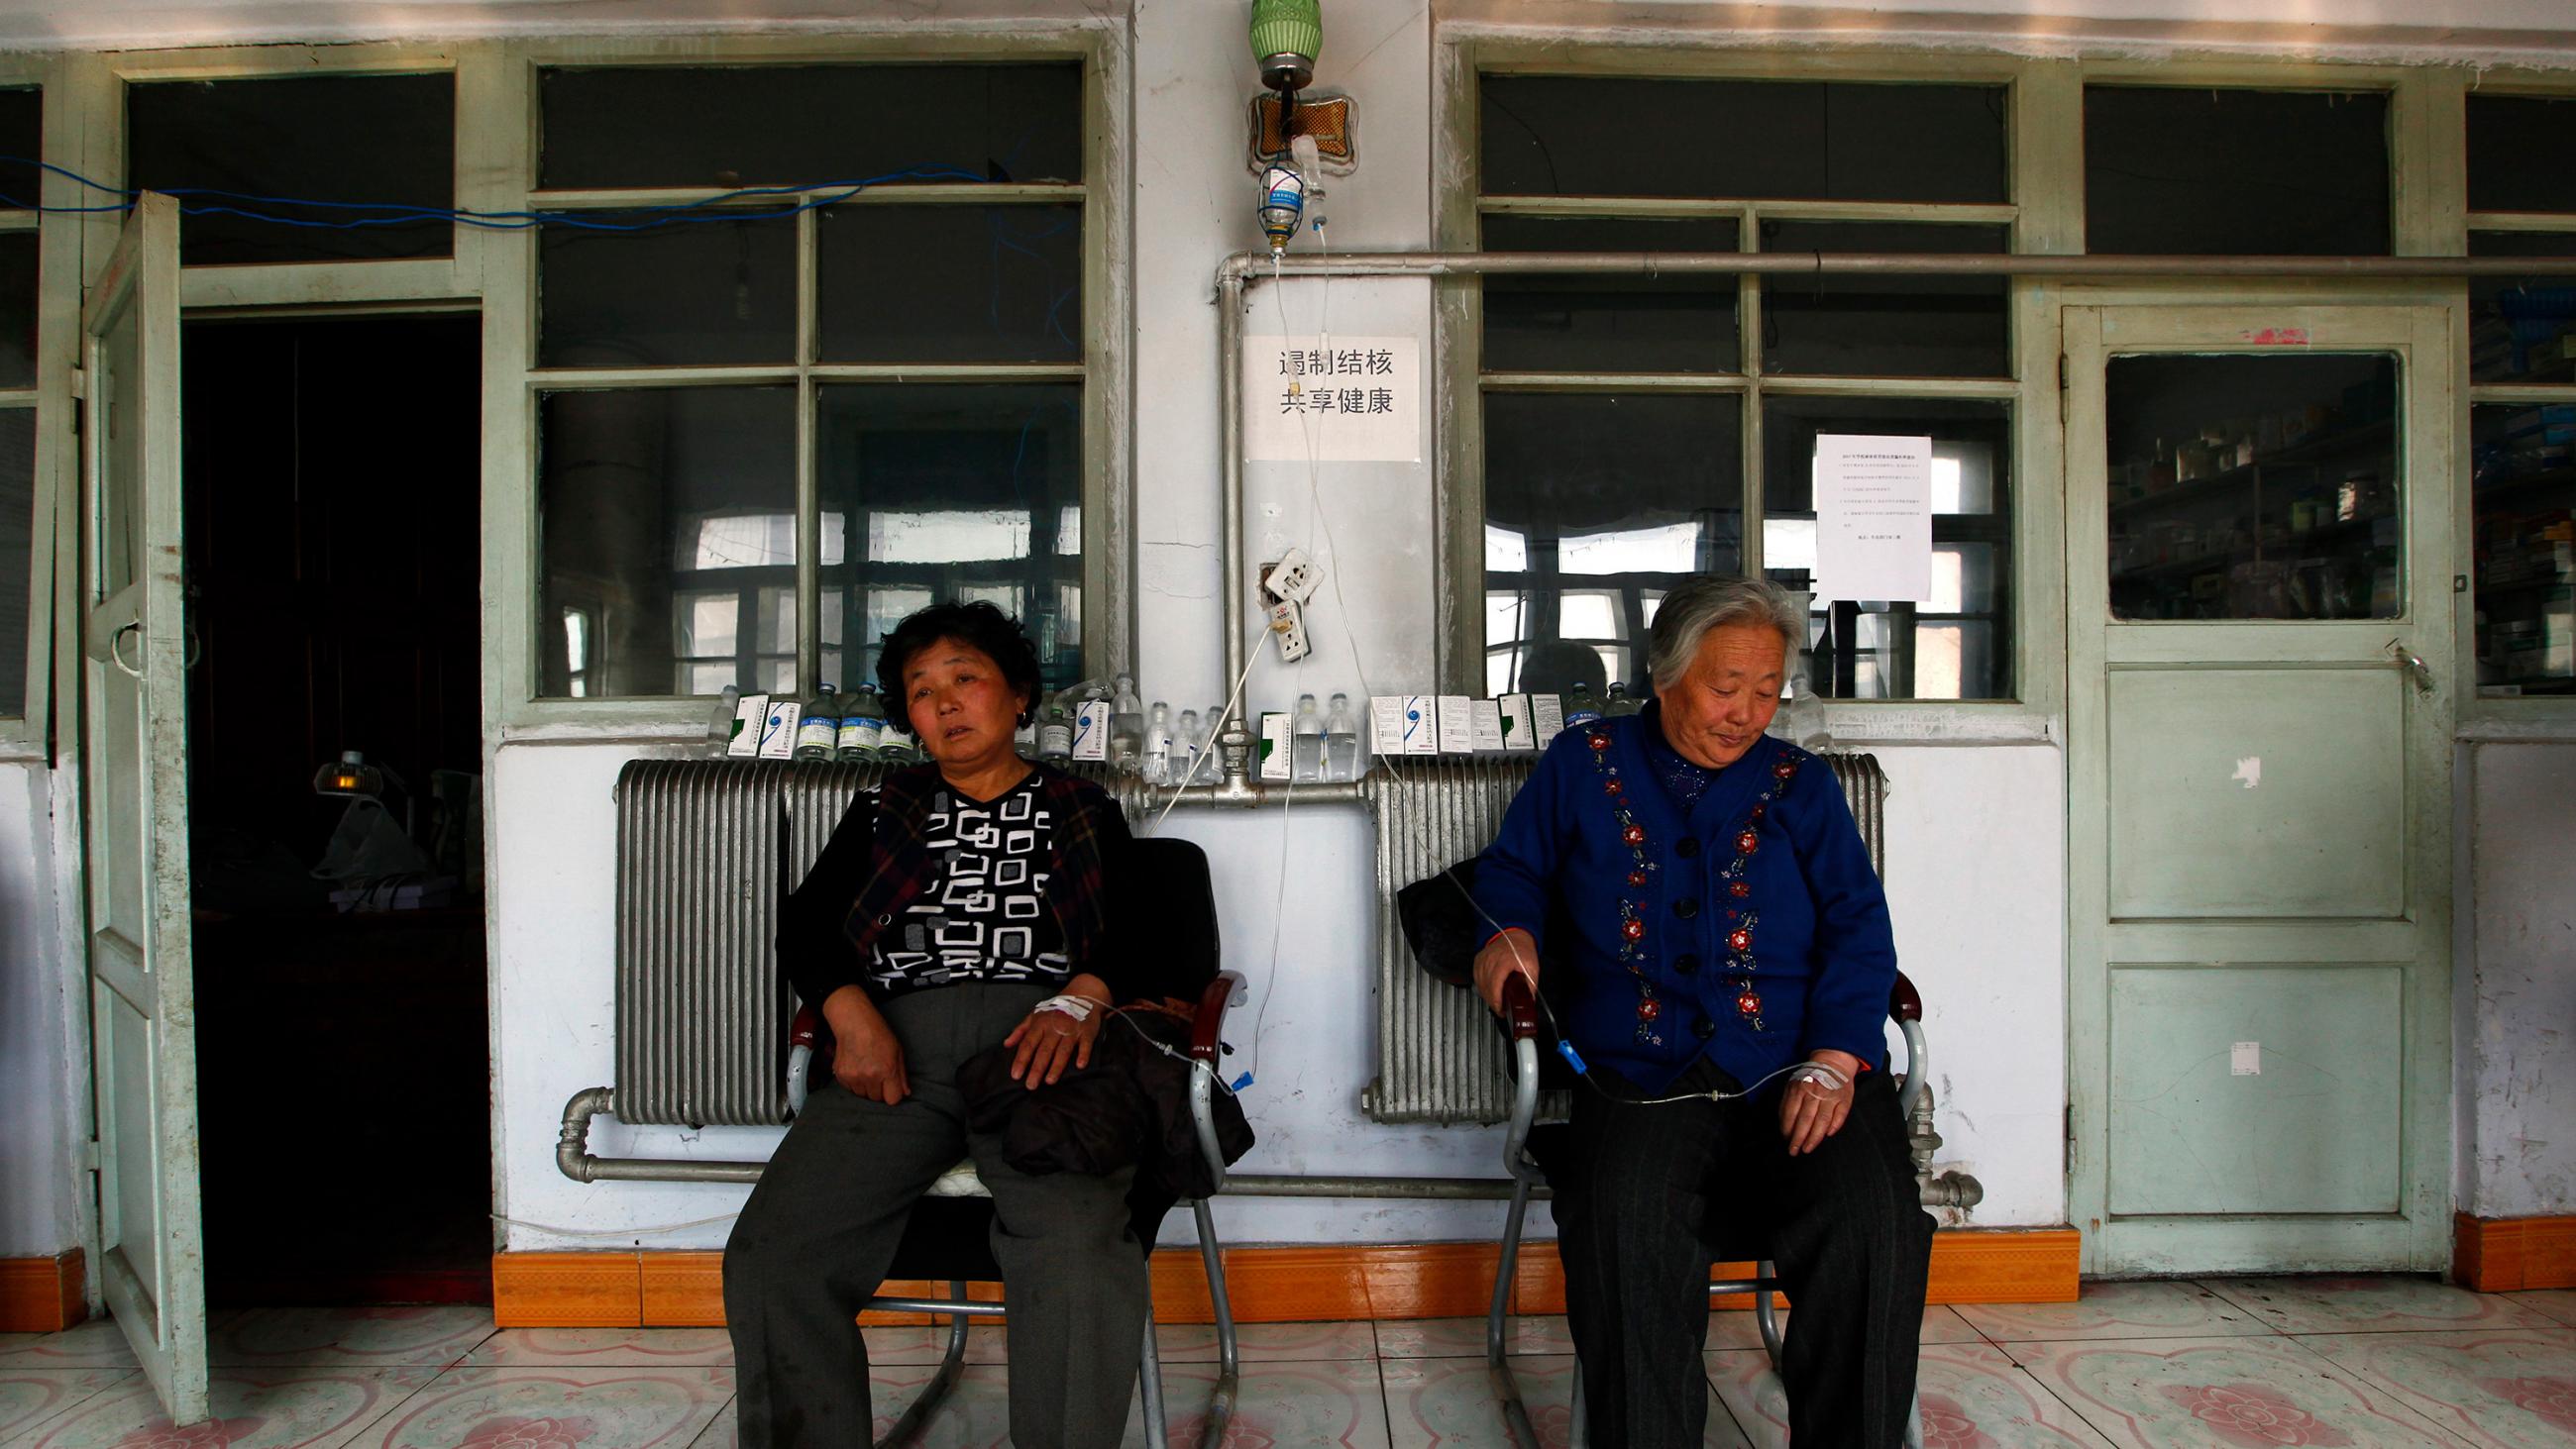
[1249,0,1322,74]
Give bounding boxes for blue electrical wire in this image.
[0,155,1000,232]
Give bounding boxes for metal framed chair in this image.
[1485,971,1932,1449]
[783,835,1247,1449]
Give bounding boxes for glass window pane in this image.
[0,88,38,192]
[1483,390,1742,693]
[0,233,35,391]
[1480,215,1739,373]
[818,205,1081,363]
[1760,222,2008,377]
[2469,232,2576,384]
[2471,402,2576,695]
[1480,76,2006,203]
[2468,95,2576,216]
[128,73,454,265]
[2105,355,2401,622]
[817,383,1084,694]
[0,409,29,714]
[540,219,796,366]
[1761,396,2013,700]
[2085,86,2388,257]
[537,386,796,697]
[540,64,1082,190]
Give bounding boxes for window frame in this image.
[1436,38,2060,741]
[493,32,1128,731]
[0,60,65,761]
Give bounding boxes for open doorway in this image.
[179,314,488,1305]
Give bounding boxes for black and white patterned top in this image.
[868,776,1068,993]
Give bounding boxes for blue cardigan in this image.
[1471,715,1898,1094]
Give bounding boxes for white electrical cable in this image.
[490,1211,741,1240]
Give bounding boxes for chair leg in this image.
[1752,1261,1784,1372]
[1485,1174,1544,1449]
[1138,1299,1169,1449]
[1190,1197,1238,1449]
[870,1283,971,1449]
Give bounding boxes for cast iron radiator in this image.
[1357,751,1887,1126]
[610,759,1151,1130]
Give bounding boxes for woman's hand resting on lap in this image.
[1002,973,1113,1089]
[822,984,910,1105]
[1779,1048,1862,1156]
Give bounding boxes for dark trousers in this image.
[1552,1060,1934,1448]
[722,983,1147,1449]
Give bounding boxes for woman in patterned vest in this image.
[724,601,1140,1449]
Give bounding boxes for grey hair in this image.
[1648,575,1804,690]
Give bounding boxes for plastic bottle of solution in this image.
[835,684,886,762]
[1039,704,1075,763]
[795,683,841,761]
[1324,692,1361,780]
[1202,705,1232,781]
[1563,680,1603,726]
[1173,710,1202,785]
[1291,693,1326,782]
[706,684,741,757]
[1112,674,1145,773]
[1141,702,1173,785]
[1603,680,1642,718]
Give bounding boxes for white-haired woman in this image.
[1472,574,1933,1447]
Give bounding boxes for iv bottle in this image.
[1141,702,1173,785]
[1174,710,1202,785]
[795,683,840,761]
[1291,693,1326,782]
[1563,680,1603,726]
[1324,691,1360,781]
[835,684,886,761]
[1202,704,1232,781]
[1603,681,1642,718]
[1038,704,1075,763]
[1112,674,1145,770]
[1015,705,1039,757]
[706,683,741,758]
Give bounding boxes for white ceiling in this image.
[3,0,2575,53]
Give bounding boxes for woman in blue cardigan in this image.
[1472,575,1934,1448]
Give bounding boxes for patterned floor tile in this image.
[1955,1282,2271,1343]
[1152,1360,1396,1449]
[0,1324,142,1372]
[1715,1347,2000,1449]
[1370,1318,1573,1362]
[2298,1327,2576,1448]
[862,1324,1007,1369]
[2201,1275,2558,1336]
[684,1402,736,1449]
[864,1363,1011,1449]
[1156,1320,1381,1364]
[1706,1303,1986,1352]
[463,1331,735,1371]
[213,1308,496,1369]
[2004,1335,2462,1448]
[0,1370,135,1443]
[2509,1291,2576,1329]
[1386,1353,1747,1448]
[15,1367,442,1449]
[352,1367,734,1449]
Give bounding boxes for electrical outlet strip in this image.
[1267,547,1325,606]
[1267,597,1312,663]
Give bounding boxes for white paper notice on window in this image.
[1242,335,1422,463]
[1813,434,1933,604]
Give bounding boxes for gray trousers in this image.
[723,982,1147,1449]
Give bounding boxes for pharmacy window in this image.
[1472,73,2016,703]
[529,62,1092,702]
[0,85,37,722]
[2464,92,2576,699]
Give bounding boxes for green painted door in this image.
[2065,302,2455,1276]
[77,194,207,1420]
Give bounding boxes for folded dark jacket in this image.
[958,1004,1253,1200]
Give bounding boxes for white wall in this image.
[0,760,77,1260]
[2462,742,2576,1220]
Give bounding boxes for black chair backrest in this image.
[1110,835,1220,1005]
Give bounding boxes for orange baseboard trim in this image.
[0,1251,86,1333]
[2454,1212,2576,1294]
[492,1227,2079,1328]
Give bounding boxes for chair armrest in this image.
[1190,971,1247,1064]
[785,1006,819,1121]
[1499,971,1541,1041]
[790,1006,819,1049]
[1886,975,1929,1126]
[1889,971,1923,1024]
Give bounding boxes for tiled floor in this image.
[3,1278,2572,1447]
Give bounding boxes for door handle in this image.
[2386,639,2434,696]
[107,623,142,679]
